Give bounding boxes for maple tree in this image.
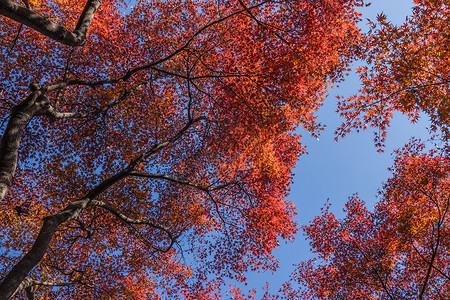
[289,140,450,299]
[337,0,450,148]
[0,0,366,298]
[281,1,450,298]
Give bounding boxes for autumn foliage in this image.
[0,0,366,298]
[285,0,450,298]
[337,0,450,148]
[290,140,450,299]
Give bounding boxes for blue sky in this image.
[242,0,432,296]
[0,1,426,298]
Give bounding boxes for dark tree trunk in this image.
[0,92,49,202]
[0,0,103,46]
[0,199,90,299]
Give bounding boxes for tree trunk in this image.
[0,198,90,299]
[0,92,49,201]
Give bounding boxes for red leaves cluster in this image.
[292,139,450,299]
[337,0,450,148]
[0,0,366,298]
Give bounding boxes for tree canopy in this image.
[0,0,366,298]
[337,0,450,148]
[288,0,450,298]
[289,140,450,299]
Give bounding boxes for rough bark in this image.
[0,198,90,300]
[0,0,103,46]
[0,91,49,202]
[0,118,201,298]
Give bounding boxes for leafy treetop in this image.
[337,0,450,148]
[0,0,365,298]
[288,139,450,299]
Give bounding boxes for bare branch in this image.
[89,200,170,232]
[88,200,176,252]
[128,172,234,192]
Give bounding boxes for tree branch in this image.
[412,243,450,281]
[128,172,234,192]
[351,241,396,300]
[45,77,156,121]
[12,276,80,299]
[43,1,270,93]
[419,221,441,299]
[0,89,50,202]
[0,198,90,300]
[0,117,203,299]
[0,0,103,46]
[88,200,176,252]
[89,200,170,233]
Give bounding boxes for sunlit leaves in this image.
[290,140,450,299]
[337,0,450,148]
[0,0,366,297]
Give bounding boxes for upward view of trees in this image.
[0,0,448,299]
[287,140,450,299]
[287,0,450,299]
[0,0,365,298]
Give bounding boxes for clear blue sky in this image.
[241,0,431,297]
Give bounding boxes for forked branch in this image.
[0,0,103,46]
[89,200,176,252]
[0,118,203,299]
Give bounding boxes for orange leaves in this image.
[338,0,450,147]
[293,140,450,298]
[0,0,369,298]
